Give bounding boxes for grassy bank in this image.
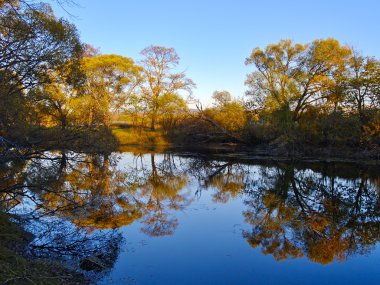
[5,126,119,154]
[0,212,88,285]
[112,127,170,147]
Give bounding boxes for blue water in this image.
[96,153,380,285]
[99,190,380,285]
[4,151,380,285]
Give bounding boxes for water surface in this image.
[2,150,380,284]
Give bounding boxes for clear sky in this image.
[51,0,380,106]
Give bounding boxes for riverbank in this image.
[168,144,380,164]
[0,212,88,285]
[4,127,119,154]
[112,128,380,165]
[2,126,379,164]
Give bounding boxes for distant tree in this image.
[212,90,232,106]
[139,45,195,130]
[157,93,188,132]
[205,91,247,133]
[211,101,246,133]
[343,49,380,122]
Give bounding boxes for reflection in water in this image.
[0,151,192,278]
[1,151,380,281]
[186,159,248,203]
[242,163,380,264]
[139,154,190,236]
[185,157,380,264]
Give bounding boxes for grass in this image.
[112,126,170,147]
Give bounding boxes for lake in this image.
[2,149,380,285]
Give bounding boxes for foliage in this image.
[207,100,247,133]
[79,54,142,127]
[244,38,380,148]
[245,38,351,121]
[0,0,83,136]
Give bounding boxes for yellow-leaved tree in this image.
[80,54,142,128]
[245,38,351,122]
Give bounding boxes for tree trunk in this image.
[60,116,67,130]
[150,115,156,131]
[88,108,94,129]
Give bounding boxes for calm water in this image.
[2,150,380,284]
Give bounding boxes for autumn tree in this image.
[0,1,83,134]
[212,90,232,106]
[343,49,380,122]
[80,54,142,127]
[245,38,351,122]
[30,58,85,129]
[199,90,247,141]
[0,2,82,96]
[157,93,188,132]
[139,45,195,130]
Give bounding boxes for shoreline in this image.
[117,143,380,166]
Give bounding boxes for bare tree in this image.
[139,46,195,130]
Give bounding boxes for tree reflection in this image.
[242,163,380,264]
[185,156,380,264]
[0,151,192,278]
[0,157,28,210]
[136,153,190,236]
[186,158,247,203]
[3,151,380,269]
[10,151,191,235]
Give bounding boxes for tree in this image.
[212,90,232,106]
[0,2,83,95]
[245,38,351,122]
[209,101,246,133]
[81,54,142,127]
[32,79,73,129]
[198,91,247,140]
[0,1,83,134]
[343,49,380,122]
[30,59,84,129]
[139,45,195,130]
[157,93,188,132]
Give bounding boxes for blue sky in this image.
[52,0,380,106]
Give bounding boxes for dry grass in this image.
[0,212,88,285]
[112,127,170,147]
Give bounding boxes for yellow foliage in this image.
[209,101,247,132]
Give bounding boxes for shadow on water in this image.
[1,149,380,282]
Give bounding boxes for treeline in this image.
[1,0,380,153]
[182,39,380,152]
[0,0,194,146]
